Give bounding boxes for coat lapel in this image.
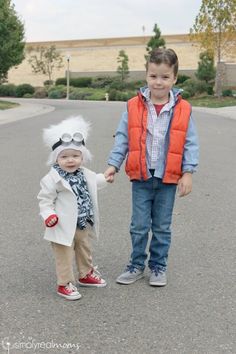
[49,168,72,191]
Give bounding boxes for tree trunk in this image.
[215,29,223,98]
[215,61,225,98]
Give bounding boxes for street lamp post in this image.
[142,25,146,44]
[66,54,71,100]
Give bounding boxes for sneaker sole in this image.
[116,273,144,285]
[78,281,107,288]
[149,281,167,287]
[57,292,82,300]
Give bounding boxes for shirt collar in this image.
[141,87,176,111]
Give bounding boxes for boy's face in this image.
[146,62,177,104]
[57,149,83,173]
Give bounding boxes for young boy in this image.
[105,48,199,286]
[38,116,107,300]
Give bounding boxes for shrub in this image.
[194,81,207,94]
[55,77,92,88]
[195,81,215,95]
[33,87,48,98]
[48,90,65,99]
[23,93,33,98]
[109,79,127,90]
[176,74,191,85]
[0,84,17,97]
[108,89,118,101]
[69,90,92,100]
[44,80,54,86]
[181,90,191,99]
[195,51,216,83]
[206,86,214,95]
[48,85,66,99]
[15,84,35,97]
[55,77,67,86]
[118,91,135,101]
[182,78,212,97]
[115,91,129,101]
[108,89,135,101]
[180,79,198,97]
[181,79,215,97]
[70,77,92,88]
[125,80,146,91]
[87,90,108,101]
[222,89,233,97]
[91,76,114,89]
[69,87,107,101]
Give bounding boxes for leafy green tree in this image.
[0,0,25,82]
[195,50,216,83]
[146,23,165,56]
[190,0,236,97]
[28,45,63,82]
[117,50,129,82]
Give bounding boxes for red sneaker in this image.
[78,268,107,287]
[57,282,82,300]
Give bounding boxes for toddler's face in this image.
[146,62,177,104]
[57,149,83,173]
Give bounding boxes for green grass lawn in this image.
[189,95,236,108]
[0,100,19,110]
[1,95,236,110]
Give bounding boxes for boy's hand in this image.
[104,166,116,183]
[45,214,58,227]
[178,172,193,197]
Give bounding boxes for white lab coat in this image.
[37,167,107,246]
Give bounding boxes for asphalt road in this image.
[0,100,235,354]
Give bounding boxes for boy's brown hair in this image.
[146,48,179,77]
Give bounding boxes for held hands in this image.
[104,166,116,183]
[178,172,193,197]
[45,214,58,228]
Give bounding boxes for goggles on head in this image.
[52,132,85,151]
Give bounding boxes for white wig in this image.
[43,116,92,166]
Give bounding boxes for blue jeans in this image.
[129,177,177,271]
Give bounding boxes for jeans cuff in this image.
[149,264,166,272]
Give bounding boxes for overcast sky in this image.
[12,0,202,42]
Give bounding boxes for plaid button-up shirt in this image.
[144,87,175,178]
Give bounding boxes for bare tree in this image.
[28,45,63,82]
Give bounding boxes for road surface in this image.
[0,99,235,354]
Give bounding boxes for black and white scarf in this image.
[53,164,94,230]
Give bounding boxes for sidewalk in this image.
[0,98,55,125]
[193,105,236,121]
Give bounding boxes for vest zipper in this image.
[139,105,145,180]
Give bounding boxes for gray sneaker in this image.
[149,269,167,286]
[116,266,144,285]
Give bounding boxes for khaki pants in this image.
[51,228,93,285]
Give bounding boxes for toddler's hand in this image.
[45,214,58,227]
[104,166,116,183]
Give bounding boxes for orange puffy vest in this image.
[125,94,191,184]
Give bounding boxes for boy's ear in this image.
[174,76,178,84]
